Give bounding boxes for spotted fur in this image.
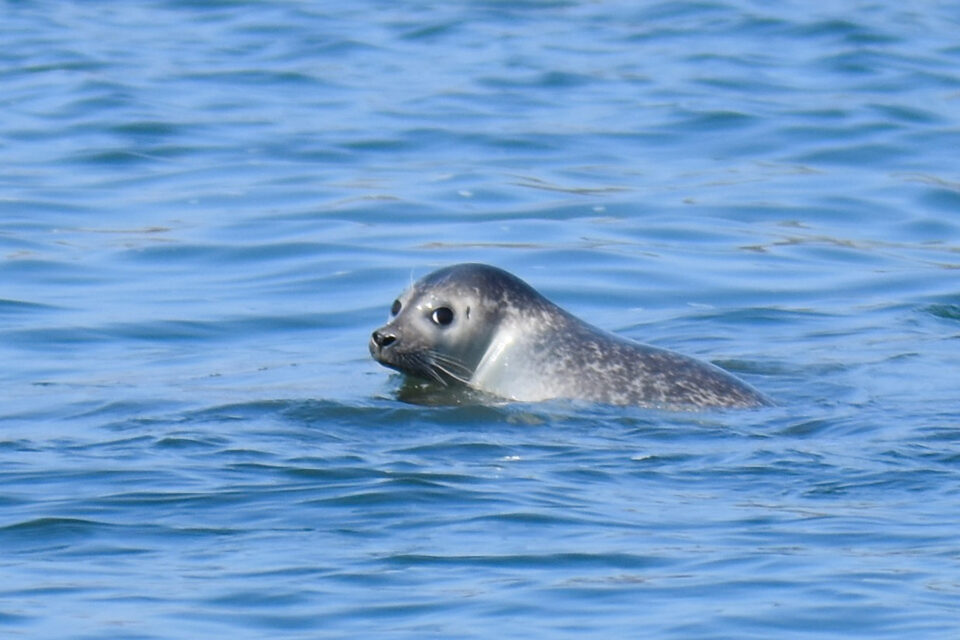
[370,263,769,409]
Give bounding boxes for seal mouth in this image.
[369,334,472,387]
[368,336,382,360]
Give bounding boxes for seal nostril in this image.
[372,330,396,348]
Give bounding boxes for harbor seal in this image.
[369,263,769,409]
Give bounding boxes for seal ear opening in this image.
[465,306,471,319]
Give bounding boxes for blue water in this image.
[3,1,960,637]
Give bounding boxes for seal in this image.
[369,263,769,409]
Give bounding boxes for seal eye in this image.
[391,299,401,316]
[431,307,454,326]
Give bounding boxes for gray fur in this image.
[369,263,769,409]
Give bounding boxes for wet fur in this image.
[370,264,769,409]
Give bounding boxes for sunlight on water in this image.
[2,1,959,638]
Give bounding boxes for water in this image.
[2,1,960,637]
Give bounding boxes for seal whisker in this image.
[425,350,472,377]
[427,358,470,385]
[409,353,449,386]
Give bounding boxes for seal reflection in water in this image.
[370,263,770,409]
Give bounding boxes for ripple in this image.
[3,1,960,638]
[923,303,960,322]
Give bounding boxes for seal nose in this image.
[371,329,396,349]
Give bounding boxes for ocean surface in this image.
[2,1,960,638]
